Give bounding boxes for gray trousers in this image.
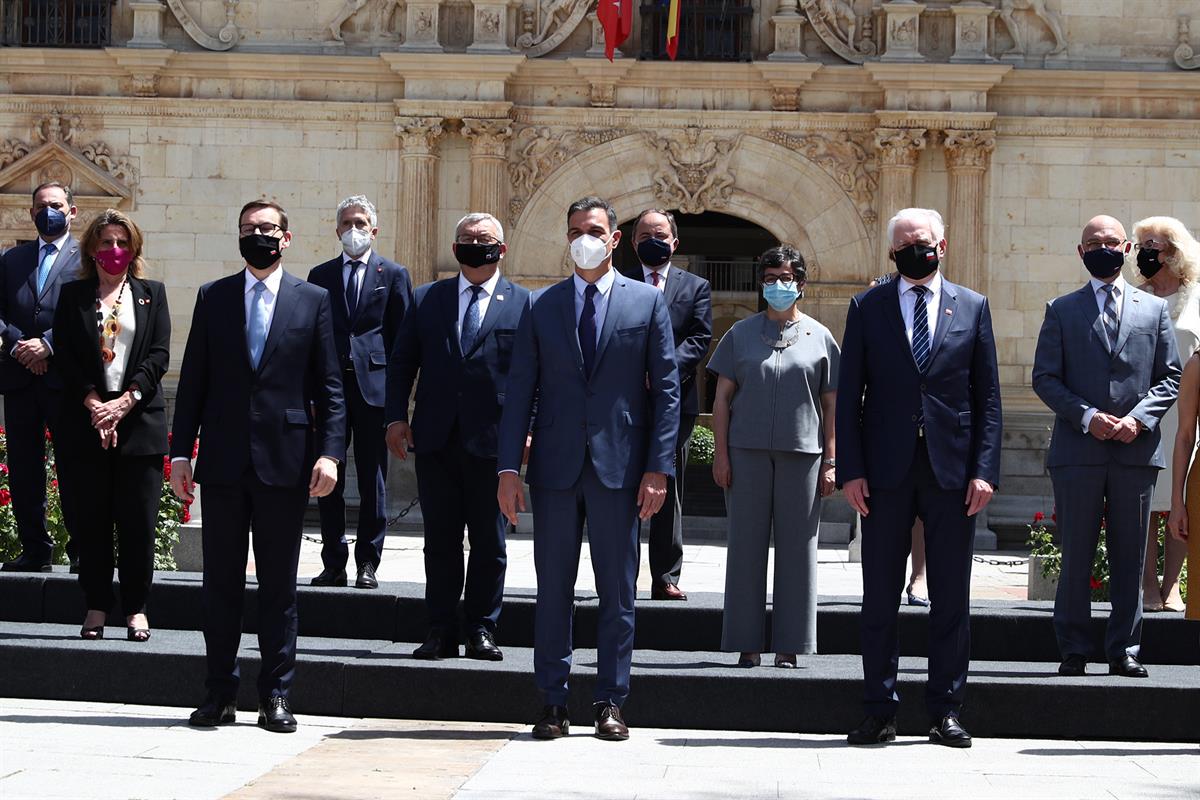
[721,448,822,654]
[1049,462,1156,662]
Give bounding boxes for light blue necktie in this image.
[460,285,483,354]
[36,242,56,294]
[247,281,269,368]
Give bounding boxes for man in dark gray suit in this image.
[1033,214,1181,679]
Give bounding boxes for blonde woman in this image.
[1167,349,1200,620]
[1132,216,1200,612]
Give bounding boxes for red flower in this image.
[163,462,171,479]
[1089,576,1102,590]
[1033,512,1045,523]
[181,505,191,524]
[43,428,51,441]
[192,439,199,458]
[1051,513,1057,523]
[0,463,8,475]
[51,479,58,489]
[0,488,10,506]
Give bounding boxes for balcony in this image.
[1,0,112,47]
[638,0,753,63]
[690,256,758,293]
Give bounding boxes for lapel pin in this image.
[496,294,504,301]
[138,298,148,305]
[944,308,953,316]
[377,267,382,273]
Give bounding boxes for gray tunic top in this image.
[708,312,840,454]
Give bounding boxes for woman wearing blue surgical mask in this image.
[708,245,839,667]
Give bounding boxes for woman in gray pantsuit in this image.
[709,245,839,668]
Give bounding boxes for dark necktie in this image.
[649,271,660,288]
[1101,284,1119,350]
[911,286,931,373]
[345,261,362,319]
[579,284,598,376]
[460,285,484,354]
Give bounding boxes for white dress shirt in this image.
[456,269,502,342]
[641,262,670,291]
[897,272,942,345]
[342,250,371,303]
[573,268,615,348]
[244,265,284,335]
[1081,275,1128,433]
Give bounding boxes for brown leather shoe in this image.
[651,583,688,601]
[593,702,629,741]
[532,705,569,739]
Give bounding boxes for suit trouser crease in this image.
[531,459,639,707]
[860,440,975,719]
[4,385,79,561]
[414,439,507,635]
[1049,462,1154,661]
[646,414,694,586]
[316,374,388,570]
[721,448,821,655]
[200,473,307,701]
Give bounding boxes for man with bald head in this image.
[1033,215,1181,680]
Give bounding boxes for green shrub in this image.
[688,424,715,465]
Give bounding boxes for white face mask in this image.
[569,234,610,270]
[341,227,373,258]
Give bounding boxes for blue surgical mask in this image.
[34,207,67,238]
[763,281,800,311]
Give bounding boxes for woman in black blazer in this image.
[52,208,170,642]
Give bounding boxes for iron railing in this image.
[690,257,758,293]
[0,0,112,47]
[639,0,753,62]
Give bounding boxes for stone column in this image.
[768,1,807,62]
[872,127,927,268]
[943,129,996,294]
[461,118,514,225]
[395,116,446,284]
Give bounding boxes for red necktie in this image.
[650,271,660,288]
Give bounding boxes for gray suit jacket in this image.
[1032,281,1181,469]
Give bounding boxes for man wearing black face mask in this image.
[0,182,83,572]
[621,208,711,600]
[385,212,529,661]
[1033,214,1181,681]
[838,207,1002,748]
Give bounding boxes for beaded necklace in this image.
[96,275,129,364]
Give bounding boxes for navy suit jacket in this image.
[169,269,346,489]
[836,276,1002,492]
[497,272,681,491]
[0,235,82,392]
[307,251,412,408]
[621,265,712,416]
[386,273,530,459]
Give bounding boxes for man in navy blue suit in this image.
[385,212,528,662]
[0,181,82,572]
[622,208,712,600]
[497,196,680,741]
[837,208,1002,749]
[171,199,345,734]
[307,195,412,590]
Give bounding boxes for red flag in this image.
[666,0,681,60]
[597,0,633,61]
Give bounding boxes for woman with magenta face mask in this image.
[52,209,171,642]
[708,245,840,667]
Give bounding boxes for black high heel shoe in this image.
[81,611,106,640]
[126,614,151,642]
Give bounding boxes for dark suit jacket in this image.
[385,274,529,460]
[497,273,680,491]
[836,276,1002,492]
[621,265,712,416]
[52,277,171,456]
[0,235,82,392]
[306,251,412,408]
[169,269,346,488]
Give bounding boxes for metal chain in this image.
[972,555,1028,566]
[300,496,420,543]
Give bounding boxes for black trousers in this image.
[645,414,694,587]
[859,438,975,720]
[3,383,78,563]
[200,471,307,702]
[317,371,388,571]
[414,435,507,636]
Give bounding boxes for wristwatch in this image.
[130,388,143,403]
[822,458,836,466]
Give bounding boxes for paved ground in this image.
[2,699,1196,800]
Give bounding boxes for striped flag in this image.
[666,0,681,60]
[597,0,633,61]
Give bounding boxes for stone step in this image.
[1,621,1196,742]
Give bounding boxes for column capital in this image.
[873,127,927,168]
[395,116,446,154]
[462,118,514,157]
[943,129,996,171]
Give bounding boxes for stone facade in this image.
[2,0,1199,531]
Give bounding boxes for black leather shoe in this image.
[412,629,459,660]
[532,705,569,740]
[1109,654,1149,678]
[847,715,896,745]
[257,696,297,733]
[310,568,347,587]
[189,695,236,727]
[593,702,629,741]
[1,556,52,572]
[465,630,504,661]
[69,556,80,575]
[355,562,378,590]
[929,714,972,748]
[1058,654,1086,676]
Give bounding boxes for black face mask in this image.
[1081,247,1125,280]
[636,237,672,268]
[892,243,939,281]
[34,207,68,238]
[239,234,283,269]
[455,242,502,269]
[1137,247,1164,279]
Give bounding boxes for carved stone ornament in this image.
[462,118,514,158]
[801,0,875,64]
[395,116,446,155]
[165,0,240,51]
[517,0,594,58]
[873,127,927,169]
[326,0,401,42]
[943,129,996,171]
[645,128,741,216]
[998,0,1068,56]
[506,125,626,220]
[1175,16,1200,70]
[762,129,879,225]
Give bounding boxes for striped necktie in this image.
[911,286,931,373]
[1101,284,1119,350]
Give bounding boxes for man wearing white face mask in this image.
[307,195,413,589]
[497,196,680,741]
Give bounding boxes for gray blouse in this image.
[708,312,840,454]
